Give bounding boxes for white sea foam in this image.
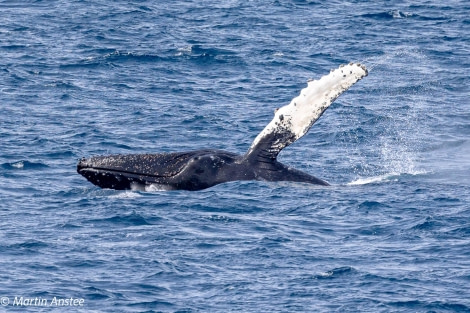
[145,184,172,192]
[12,161,24,169]
[109,191,142,199]
[347,175,392,185]
[176,45,192,56]
[348,169,428,186]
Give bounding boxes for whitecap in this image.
[11,161,24,169]
[347,170,428,186]
[175,45,192,56]
[109,191,142,199]
[145,184,172,192]
[347,174,394,186]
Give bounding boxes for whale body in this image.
[77,63,368,191]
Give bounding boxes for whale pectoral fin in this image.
[245,63,368,162]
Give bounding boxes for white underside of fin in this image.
[248,63,368,154]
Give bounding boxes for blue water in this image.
[1,1,469,312]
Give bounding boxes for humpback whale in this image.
[77,63,368,191]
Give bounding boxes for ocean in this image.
[1,1,469,312]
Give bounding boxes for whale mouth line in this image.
[78,166,173,179]
[77,166,164,190]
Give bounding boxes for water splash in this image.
[344,48,434,184]
[347,171,428,186]
[108,191,142,199]
[348,174,396,186]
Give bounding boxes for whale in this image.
[77,63,368,191]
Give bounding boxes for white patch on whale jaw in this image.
[248,63,368,154]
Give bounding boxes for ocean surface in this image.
[1,1,469,312]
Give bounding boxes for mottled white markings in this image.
[248,63,367,153]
